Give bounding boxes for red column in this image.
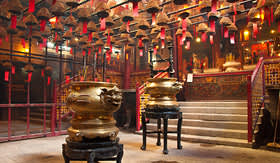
[123,52,130,89]
[247,75,252,143]
[136,82,140,131]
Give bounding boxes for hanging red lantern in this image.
[65,75,70,84]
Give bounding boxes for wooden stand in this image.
[141,108,182,154]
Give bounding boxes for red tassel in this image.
[161,39,165,49]
[126,20,130,33]
[66,75,70,84]
[70,27,73,33]
[278,22,280,33]
[83,21,87,34]
[40,20,47,31]
[11,15,17,29]
[210,35,214,44]
[95,52,98,60]
[28,72,32,82]
[153,46,157,55]
[182,19,187,31]
[138,38,142,47]
[186,41,190,50]
[88,32,92,42]
[152,13,156,26]
[233,15,236,24]
[253,23,258,38]
[233,3,237,15]
[12,66,15,75]
[230,34,235,44]
[52,0,56,5]
[179,36,184,45]
[99,47,101,54]
[21,38,25,48]
[201,32,207,42]
[133,2,138,16]
[47,76,51,85]
[29,0,35,13]
[56,45,58,53]
[210,20,215,32]
[41,69,44,77]
[160,27,165,40]
[139,49,143,56]
[107,34,111,45]
[224,27,229,38]
[82,50,85,56]
[100,18,106,31]
[211,0,217,12]
[43,38,47,47]
[0,38,2,45]
[55,32,57,41]
[265,7,271,26]
[70,48,73,54]
[4,71,9,81]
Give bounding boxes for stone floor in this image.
[0,131,280,163]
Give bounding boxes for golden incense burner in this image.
[145,78,182,109]
[66,81,122,142]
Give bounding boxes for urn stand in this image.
[62,81,123,163]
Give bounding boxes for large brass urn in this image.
[66,81,122,142]
[145,78,182,109]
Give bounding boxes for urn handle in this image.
[172,81,183,90]
[99,86,122,107]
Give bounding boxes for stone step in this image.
[179,106,247,114]
[182,113,247,122]
[178,101,247,107]
[167,119,248,130]
[147,124,248,140]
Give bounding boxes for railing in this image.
[136,71,169,131]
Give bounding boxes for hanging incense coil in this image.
[122,10,134,22]
[227,23,238,33]
[146,0,160,13]
[275,5,280,21]
[63,30,73,40]
[95,2,110,18]
[142,36,150,43]
[226,4,243,16]
[257,0,277,8]
[24,14,39,26]
[128,38,136,46]
[7,26,18,34]
[50,1,65,16]
[166,35,173,44]
[69,37,78,47]
[156,11,169,26]
[135,29,146,38]
[137,18,150,30]
[196,23,209,33]
[173,0,189,5]
[0,26,8,39]
[226,0,239,3]
[185,31,193,41]
[110,37,116,45]
[176,28,183,36]
[120,33,129,42]
[114,40,122,48]
[52,22,64,32]
[104,29,114,36]
[16,19,27,31]
[32,31,42,40]
[120,23,129,33]
[66,0,79,8]
[74,23,82,37]
[87,21,97,32]
[200,1,211,13]
[104,42,111,50]
[65,15,77,27]
[8,0,23,15]
[45,66,53,75]
[178,11,190,19]
[77,8,90,21]
[18,31,26,39]
[219,17,232,26]
[42,26,51,38]
[105,16,114,27]
[248,7,260,22]
[92,32,100,41]
[0,5,10,21]
[79,35,88,45]
[95,39,104,47]
[24,63,34,73]
[208,11,219,21]
[178,18,192,29]
[37,7,51,21]
[2,60,12,69]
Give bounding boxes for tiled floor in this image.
[0,131,280,163]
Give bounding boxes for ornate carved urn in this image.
[66,81,122,142]
[145,78,182,109]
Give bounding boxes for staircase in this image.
[146,100,251,147]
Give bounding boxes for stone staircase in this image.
[146,101,252,147]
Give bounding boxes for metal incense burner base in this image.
[62,137,123,163]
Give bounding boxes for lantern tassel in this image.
[224,27,229,38]
[153,46,157,55]
[11,15,17,29]
[43,38,47,47]
[21,38,25,48]
[126,20,130,33]
[186,41,190,50]
[211,0,217,12]
[233,15,236,24]
[161,39,165,49]
[182,19,187,31]
[253,23,258,38]
[210,20,215,32]
[66,76,70,84]
[4,71,9,81]
[47,76,51,85]
[28,72,32,82]
[12,66,15,74]
[88,32,92,41]
[83,21,87,34]
[152,13,156,26]
[40,20,47,31]
[56,45,58,53]
[82,50,85,56]
[99,47,101,54]
[100,18,106,31]
[210,35,214,44]
[179,36,184,45]
[138,38,143,47]
[161,27,165,40]
[70,48,73,54]
[139,49,143,56]
[201,32,207,42]
[133,2,138,17]
[107,34,111,45]
[41,69,44,77]
[29,0,35,13]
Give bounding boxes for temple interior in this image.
[0,0,280,162]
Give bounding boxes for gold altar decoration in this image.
[66,81,122,142]
[144,78,182,109]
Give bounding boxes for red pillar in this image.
[123,51,130,89]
